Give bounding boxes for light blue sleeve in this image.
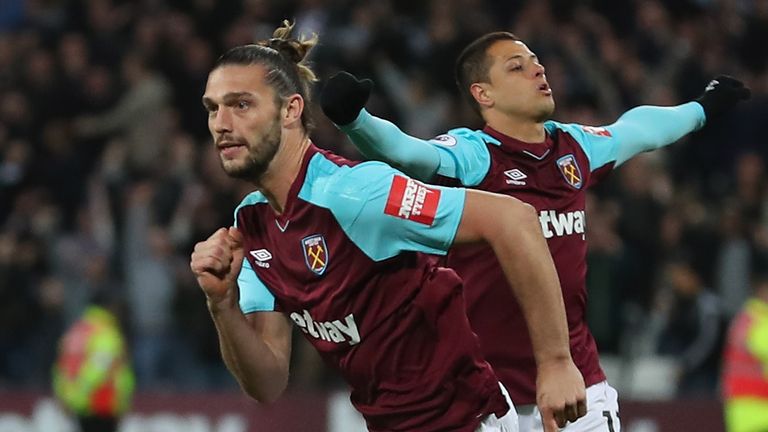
[340,110,493,186]
[553,102,706,170]
[300,156,466,262]
[233,194,276,314]
[237,259,275,313]
[340,109,441,181]
[430,128,496,186]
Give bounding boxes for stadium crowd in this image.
[1,0,767,399]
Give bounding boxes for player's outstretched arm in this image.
[605,75,750,166]
[453,190,587,431]
[190,227,292,403]
[321,71,441,181]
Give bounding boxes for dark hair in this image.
[213,20,318,131]
[455,32,521,112]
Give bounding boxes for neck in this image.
[255,130,310,214]
[484,110,546,143]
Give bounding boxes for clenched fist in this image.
[190,227,244,306]
[537,358,587,431]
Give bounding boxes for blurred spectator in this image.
[657,251,725,397]
[721,261,768,432]
[122,182,181,389]
[52,289,135,432]
[74,52,172,175]
[373,58,451,138]
[585,193,623,353]
[715,203,754,322]
[613,154,668,312]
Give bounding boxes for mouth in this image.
[217,141,247,158]
[538,82,552,96]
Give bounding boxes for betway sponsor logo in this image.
[290,310,361,346]
[539,210,585,239]
[384,175,440,225]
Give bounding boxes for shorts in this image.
[516,381,620,432]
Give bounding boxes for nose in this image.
[211,107,233,134]
[533,62,545,78]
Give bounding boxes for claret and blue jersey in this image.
[341,101,706,405]
[436,104,705,404]
[233,144,508,431]
[427,120,624,404]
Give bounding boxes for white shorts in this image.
[515,381,620,432]
[476,383,520,432]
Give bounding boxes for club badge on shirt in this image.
[557,154,583,189]
[302,234,329,275]
[384,175,441,226]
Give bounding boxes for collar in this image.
[482,124,554,160]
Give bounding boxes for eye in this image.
[509,65,523,72]
[237,100,250,110]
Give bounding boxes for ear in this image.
[470,82,494,109]
[282,94,304,127]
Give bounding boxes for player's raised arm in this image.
[575,75,751,169]
[321,72,442,182]
[190,226,293,403]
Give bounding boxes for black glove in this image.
[696,75,751,119]
[321,71,373,126]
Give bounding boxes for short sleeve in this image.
[237,258,276,313]
[303,159,466,261]
[233,196,276,314]
[429,128,495,186]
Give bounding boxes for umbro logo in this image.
[504,169,527,185]
[250,249,272,268]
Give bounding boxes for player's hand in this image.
[320,71,373,126]
[696,75,751,120]
[190,227,244,306]
[536,357,587,432]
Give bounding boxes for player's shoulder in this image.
[431,127,501,148]
[233,191,269,225]
[300,153,400,209]
[545,120,580,137]
[545,120,613,142]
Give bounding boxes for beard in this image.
[219,114,282,181]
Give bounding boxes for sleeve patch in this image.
[581,125,612,137]
[384,175,441,226]
[429,134,457,147]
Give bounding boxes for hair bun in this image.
[266,38,303,64]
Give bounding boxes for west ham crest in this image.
[556,154,583,189]
[302,234,328,275]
